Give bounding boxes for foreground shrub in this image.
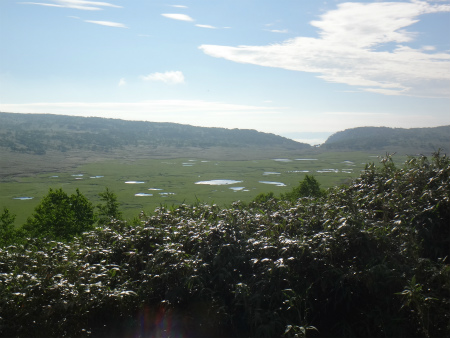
[0,153,449,337]
[22,188,96,241]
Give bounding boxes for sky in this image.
[0,0,449,145]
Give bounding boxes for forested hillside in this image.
[322,126,450,154]
[2,113,448,157]
[1,153,449,338]
[0,112,309,155]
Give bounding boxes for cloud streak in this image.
[161,13,194,22]
[141,71,185,84]
[162,12,223,29]
[200,1,450,98]
[267,29,288,34]
[196,24,216,29]
[85,20,127,28]
[21,0,122,11]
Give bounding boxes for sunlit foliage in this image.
[96,187,123,224]
[22,188,96,241]
[0,153,449,337]
[0,208,16,247]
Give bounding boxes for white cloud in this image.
[118,78,126,86]
[21,0,122,11]
[170,5,188,9]
[140,71,185,84]
[161,13,194,22]
[422,45,437,51]
[85,20,128,28]
[196,24,216,29]
[200,1,450,98]
[267,29,288,34]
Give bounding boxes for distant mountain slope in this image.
[0,112,310,155]
[322,126,450,154]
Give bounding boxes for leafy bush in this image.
[0,153,449,337]
[282,174,325,201]
[22,188,96,241]
[0,208,16,247]
[96,187,123,224]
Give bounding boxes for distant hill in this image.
[321,126,450,154]
[2,112,448,159]
[0,112,310,155]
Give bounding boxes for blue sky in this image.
[0,0,449,144]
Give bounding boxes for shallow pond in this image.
[317,169,339,173]
[135,193,153,197]
[125,181,146,184]
[13,197,34,200]
[229,186,246,191]
[195,179,243,185]
[263,172,281,175]
[259,181,287,187]
[273,159,292,162]
[159,192,175,197]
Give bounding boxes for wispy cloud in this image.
[140,71,185,84]
[170,5,188,9]
[200,1,450,98]
[162,11,223,30]
[118,78,126,86]
[21,0,122,11]
[161,13,194,22]
[85,20,127,28]
[267,29,288,33]
[196,24,216,29]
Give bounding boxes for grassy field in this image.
[1,150,405,226]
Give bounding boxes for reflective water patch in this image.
[259,181,286,187]
[159,192,175,197]
[195,180,243,185]
[273,159,292,162]
[316,169,339,173]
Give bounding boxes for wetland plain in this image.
[1,151,401,225]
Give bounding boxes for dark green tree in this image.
[283,175,325,201]
[253,191,277,204]
[97,188,122,224]
[0,207,16,246]
[22,188,96,241]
